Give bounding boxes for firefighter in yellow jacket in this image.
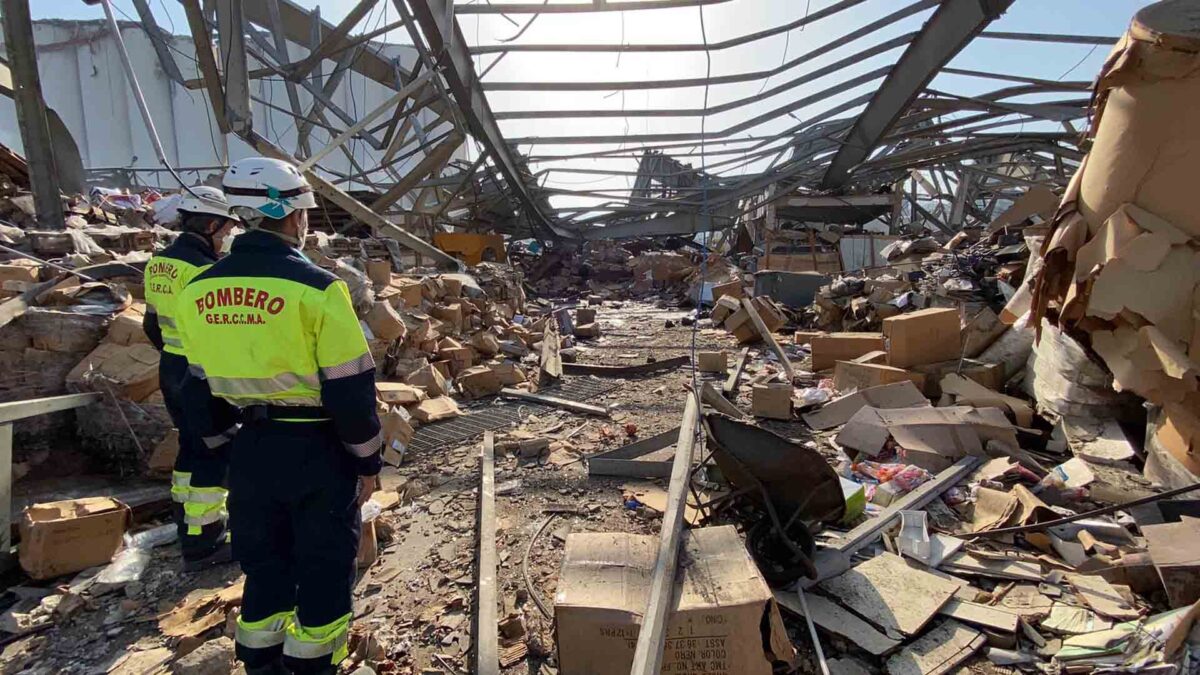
[176,158,381,675]
[143,186,238,571]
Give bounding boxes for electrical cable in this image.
[99,0,200,199]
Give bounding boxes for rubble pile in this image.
[800,226,1037,336]
[517,240,743,306]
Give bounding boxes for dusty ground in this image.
[0,300,832,675]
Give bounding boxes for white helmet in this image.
[222,157,317,221]
[177,185,239,222]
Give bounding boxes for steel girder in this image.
[819,0,1016,191]
[406,0,566,240]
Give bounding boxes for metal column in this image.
[1,0,64,229]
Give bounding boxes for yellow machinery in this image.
[433,232,506,266]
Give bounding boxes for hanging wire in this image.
[99,0,200,199]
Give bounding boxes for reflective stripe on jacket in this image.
[176,230,383,474]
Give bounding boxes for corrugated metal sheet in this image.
[839,234,900,272]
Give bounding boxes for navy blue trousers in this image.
[230,420,359,675]
[160,351,230,560]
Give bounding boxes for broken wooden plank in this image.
[587,427,678,479]
[499,388,610,417]
[539,321,563,383]
[629,394,701,675]
[562,355,689,377]
[741,298,796,382]
[475,431,499,675]
[773,590,901,657]
[818,552,959,637]
[700,382,746,418]
[722,346,751,397]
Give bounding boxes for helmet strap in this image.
[251,221,303,248]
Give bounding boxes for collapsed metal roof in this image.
[138,0,1112,247]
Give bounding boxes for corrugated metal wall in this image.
[0,20,454,203]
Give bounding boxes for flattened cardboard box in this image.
[19,497,131,580]
[555,525,794,675]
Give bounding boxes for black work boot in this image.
[182,541,234,573]
[245,660,289,675]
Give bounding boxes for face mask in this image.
[219,232,235,255]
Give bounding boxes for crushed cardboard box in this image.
[19,497,130,580]
[555,525,795,675]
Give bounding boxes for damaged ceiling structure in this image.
[110,0,1104,248]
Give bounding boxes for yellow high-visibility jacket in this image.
[143,233,217,355]
[176,230,382,474]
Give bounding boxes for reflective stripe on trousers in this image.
[183,486,228,535]
[283,613,351,664]
[171,471,191,503]
[237,610,292,649]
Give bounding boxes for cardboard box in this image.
[365,301,406,341]
[432,303,464,333]
[388,279,424,309]
[421,277,445,301]
[376,382,426,405]
[441,276,463,298]
[711,279,744,303]
[555,526,794,675]
[147,429,179,476]
[381,408,414,465]
[834,405,1018,464]
[410,396,461,423]
[490,361,527,386]
[66,342,160,401]
[753,297,785,333]
[106,303,152,346]
[710,295,741,323]
[405,363,449,397]
[697,351,727,373]
[753,383,793,420]
[793,330,824,346]
[470,332,500,356]
[357,519,378,568]
[809,333,886,371]
[833,361,925,393]
[365,260,392,287]
[439,347,474,375]
[456,365,502,399]
[0,262,39,285]
[910,358,1004,397]
[724,306,751,333]
[19,498,131,580]
[884,308,962,368]
[802,381,930,431]
[1141,518,1200,608]
[431,360,453,380]
[576,307,597,324]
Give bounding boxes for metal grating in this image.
[406,377,619,454]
